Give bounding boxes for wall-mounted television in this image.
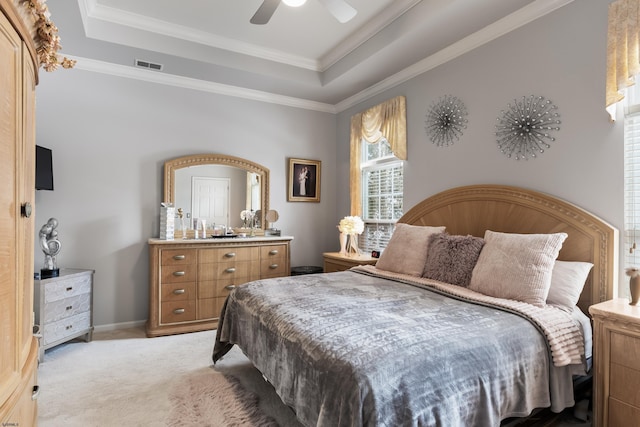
[35,145,54,191]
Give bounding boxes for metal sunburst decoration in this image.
[425,95,468,147]
[495,95,561,160]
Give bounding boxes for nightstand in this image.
[323,252,377,273]
[34,268,94,361]
[589,298,640,427]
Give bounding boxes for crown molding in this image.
[66,55,337,113]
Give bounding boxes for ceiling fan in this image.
[251,0,357,25]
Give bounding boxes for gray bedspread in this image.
[213,270,561,426]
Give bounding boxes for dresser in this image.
[147,236,293,337]
[0,1,39,424]
[323,252,377,273]
[589,299,640,427]
[34,269,94,361]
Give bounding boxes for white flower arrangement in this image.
[338,216,364,235]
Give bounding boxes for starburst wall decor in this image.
[495,95,561,160]
[425,95,468,147]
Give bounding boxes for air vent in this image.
[135,59,163,71]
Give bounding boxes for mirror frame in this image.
[164,154,270,230]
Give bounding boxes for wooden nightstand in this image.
[323,252,377,273]
[589,298,640,427]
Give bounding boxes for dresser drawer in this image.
[197,297,226,320]
[261,244,286,260]
[198,278,255,299]
[161,249,196,266]
[161,264,196,283]
[161,300,196,323]
[42,311,91,346]
[161,282,196,302]
[42,292,91,323]
[261,258,288,277]
[199,247,259,263]
[44,274,91,303]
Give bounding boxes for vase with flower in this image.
[626,267,640,306]
[337,216,364,256]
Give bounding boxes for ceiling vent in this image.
[135,59,163,71]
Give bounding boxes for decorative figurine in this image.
[39,217,61,278]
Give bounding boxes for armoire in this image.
[1,0,41,423]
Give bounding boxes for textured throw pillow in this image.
[468,230,568,307]
[375,223,446,276]
[422,233,485,287]
[547,260,593,312]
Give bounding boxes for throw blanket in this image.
[354,265,585,367]
[213,270,580,427]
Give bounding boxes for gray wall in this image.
[35,0,625,329]
[35,70,337,329]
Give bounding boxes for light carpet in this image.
[37,327,302,427]
[38,327,590,427]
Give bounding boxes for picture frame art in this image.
[288,158,321,202]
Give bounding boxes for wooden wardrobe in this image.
[0,0,40,424]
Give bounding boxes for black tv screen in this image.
[35,145,54,190]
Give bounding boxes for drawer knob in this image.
[65,325,73,330]
[269,249,279,255]
[66,305,73,311]
[173,289,186,295]
[225,284,236,290]
[32,385,40,401]
[224,252,236,258]
[66,287,73,291]
[225,267,236,273]
[269,264,278,269]
[173,255,186,260]
[173,271,186,276]
[173,308,185,314]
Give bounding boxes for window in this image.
[624,85,640,267]
[360,137,403,252]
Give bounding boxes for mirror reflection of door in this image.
[191,177,230,229]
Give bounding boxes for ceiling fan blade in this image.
[317,0,357,23]
[250,0,281,25]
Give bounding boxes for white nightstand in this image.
[34,268,94,361]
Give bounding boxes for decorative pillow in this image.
[547,260,593,312]
[422,233,485,287]
[468,230,568,307]
[375,223,446,277]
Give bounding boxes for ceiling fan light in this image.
[282,0,307,7]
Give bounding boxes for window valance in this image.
[606,0,640,121]
[349,96,407,215]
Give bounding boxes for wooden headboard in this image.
[399,185,619,314]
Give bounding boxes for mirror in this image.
[164,154,269,231]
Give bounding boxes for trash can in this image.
[291,266,323,276]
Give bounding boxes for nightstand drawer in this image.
[611,331,640,370]
[42,311,91,346]
[608,397,640,426]
[610,362,640,408]
[43,292,91,323]
[44,274,91,303]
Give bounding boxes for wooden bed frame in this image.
[399,185,619,314]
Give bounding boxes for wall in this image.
[35,69,337,329]
[337,0,625,292]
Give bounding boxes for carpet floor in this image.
[37,327,591,426]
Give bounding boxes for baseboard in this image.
[93,320,146,333]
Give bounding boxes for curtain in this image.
[606,0,640,121]
[349,95,407,215]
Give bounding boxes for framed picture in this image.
[288,158,321,202]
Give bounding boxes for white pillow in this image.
[375,223,446,277]
[547,260,593,312]
[469,230,568,307]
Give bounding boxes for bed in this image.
[213,184,619,426]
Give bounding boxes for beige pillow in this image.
[469,230,568,307]
[375,223,446,276]
[547,260,593,312]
